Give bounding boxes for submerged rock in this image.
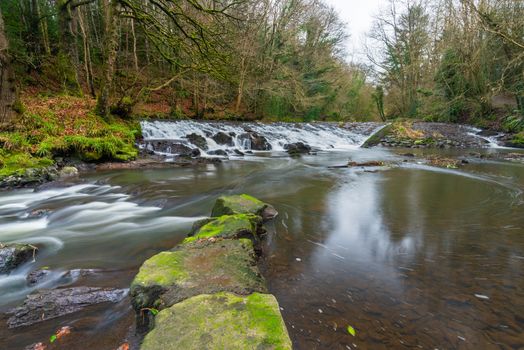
[183,214,259,244]
[0,243,36,274]
[211,194,278,221]
[130,239,266,323]
[140,292,292,350]
[6,287,127,328]
[212,132,234,146]
[185,133,208,150]
[207,149,228,156]
[284,142,311,156]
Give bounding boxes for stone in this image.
[238,132,272,151]
[186,133,208,150]
[183,214,259,244]
[140,292,292,350]
[6,287,128,328]
[284,142,311,156]
[58,166,78,177]
[0,243,36,274]
[208,149,228,156]
[146,141,201,157]
[130,239,266,319]
[210,194,278,221]
[212,132,234,146]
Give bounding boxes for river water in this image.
[0,124,523,349]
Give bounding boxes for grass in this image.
[0,95,140,178]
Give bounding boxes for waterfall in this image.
[140,120,385,156]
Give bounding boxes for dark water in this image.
[1,148,523,349]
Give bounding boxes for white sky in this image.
[323,0,382,62]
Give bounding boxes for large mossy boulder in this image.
[140,292,292,350]
[211,194,278,221]
[0,243,36,274]
[184,214,259,244]
[130,239,266,322]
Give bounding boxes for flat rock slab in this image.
[0,243,36,274]
[211,194,278,221]
[141,292,292,350]
[184,214,259,244]
[130,239,266,313]
[7,287,127,328]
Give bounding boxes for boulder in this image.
[183,214,259,244]
[284,142,311,156]
[6,287,127,328]
[140,292,292,350]
[130,239,266,323]
[58,166,78,178]
[0,243,36,274]
[186,133,208,150]
[146,141,201,157]
[211,194,278,221]
[212,132,234,146]
[238,132,272,151]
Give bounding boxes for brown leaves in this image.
[116,343,130,350]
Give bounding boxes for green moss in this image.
[0,151,53,178]
[509,132,524,147]
[183,214,258,244]
[211,194,268,217]
[130,239,266,317]
[132,251,190,288]
[141,292,292,350]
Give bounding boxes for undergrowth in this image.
[0,95,140,178]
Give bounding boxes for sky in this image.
[323,0,382,61]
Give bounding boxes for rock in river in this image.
[284,142,312,156]
[130,239,266,328]
[140,292,292,350]
[212,132,234,146]
[185,133,208,150]
[238,132,272,151]
[211,194,278,221]
[0,243,36,275]
[7,287,128,328]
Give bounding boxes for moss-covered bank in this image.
[0,96,140,182]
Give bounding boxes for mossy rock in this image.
[211,194,278,221]
[361,124,392,148]
[183,214,260,244]
[140,292,292,350]
[130,239,266,325]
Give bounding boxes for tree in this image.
[0,7,18,128]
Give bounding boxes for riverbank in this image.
[1,95,523,191]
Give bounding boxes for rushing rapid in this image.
[140,120,386,155]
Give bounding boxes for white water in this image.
[140,120,385,155]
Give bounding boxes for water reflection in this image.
[268,164,524,349]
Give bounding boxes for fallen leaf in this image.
[49,335,57,343]
[116,343,130,350]
[56,326,72,340]
[347,325,356,337]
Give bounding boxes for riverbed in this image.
[1,145,523,349]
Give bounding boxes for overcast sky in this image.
[323,0,382,61]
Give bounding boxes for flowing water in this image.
[1,122,523,349]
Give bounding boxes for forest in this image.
[0,0,523,174]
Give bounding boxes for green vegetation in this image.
[183,214,258,244]
[0,96,139,178]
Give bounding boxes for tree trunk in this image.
[57,0,82,95]
[0,8,19,129]
[96,0,119,118]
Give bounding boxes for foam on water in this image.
[140,120,385,155]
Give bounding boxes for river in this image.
[0,122,523,349]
